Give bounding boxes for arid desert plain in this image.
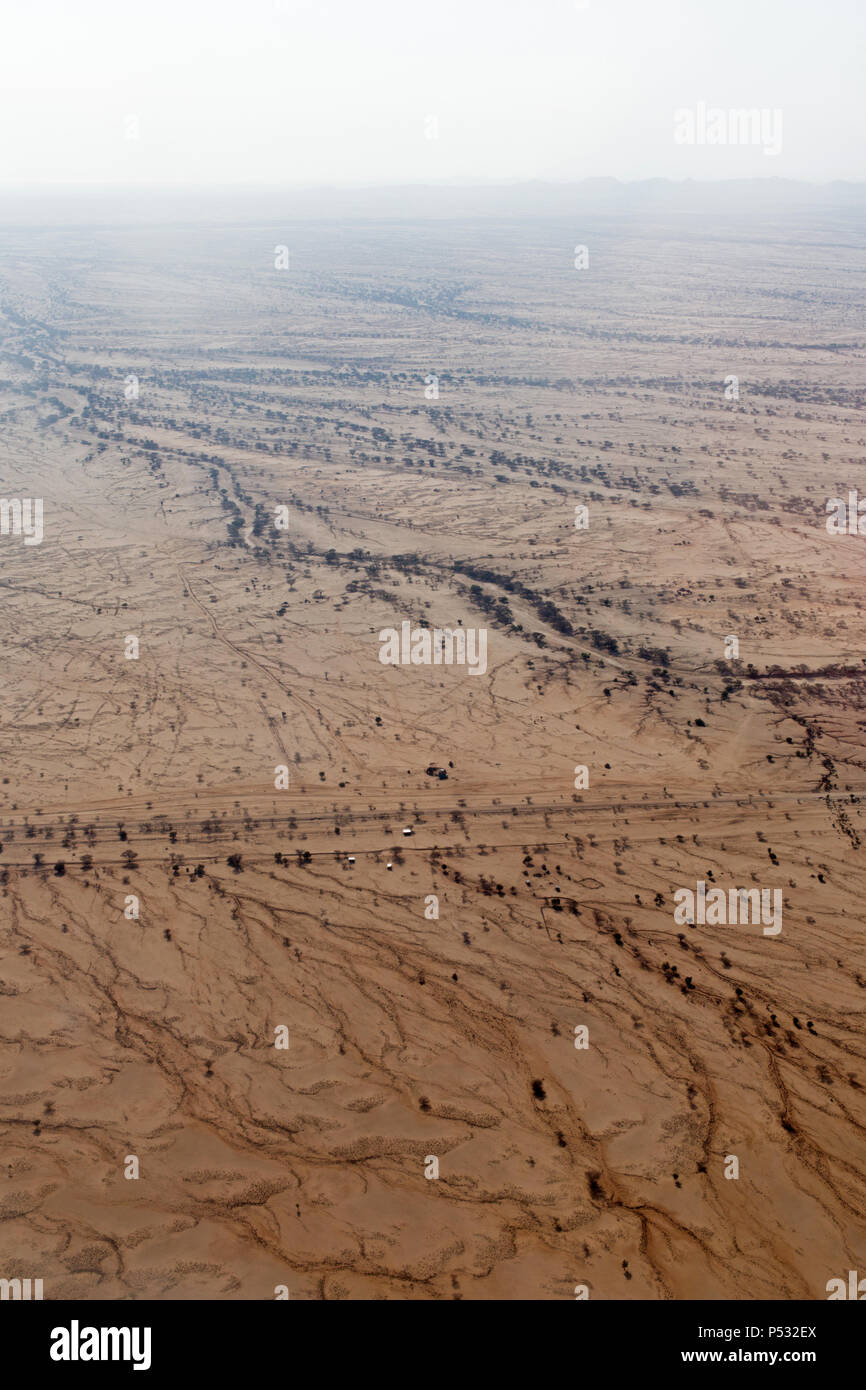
[1,187,865,1299]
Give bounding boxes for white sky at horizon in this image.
[0,0,862,187]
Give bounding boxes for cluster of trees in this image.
[451,559,574,637]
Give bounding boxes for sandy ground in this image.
[1,208,865,1298]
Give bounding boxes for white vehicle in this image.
[402,827,414,836]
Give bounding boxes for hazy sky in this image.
[0,0,862,187]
